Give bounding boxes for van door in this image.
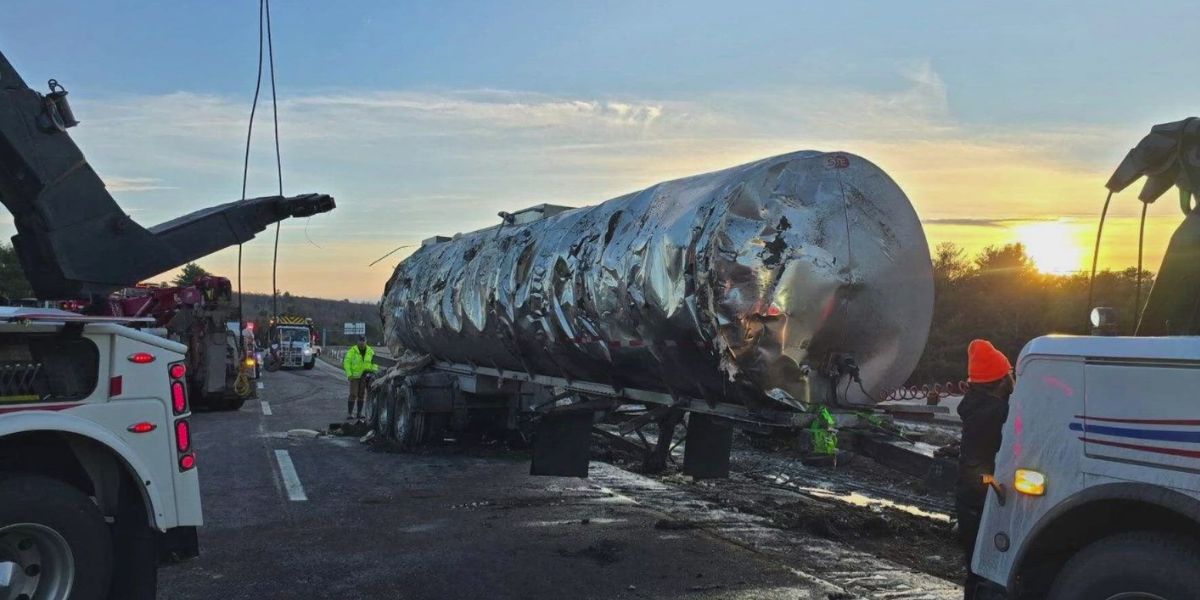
[1082,356,1200,493]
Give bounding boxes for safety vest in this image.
[343,346,378,379]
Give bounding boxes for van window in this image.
[0,334,100,403]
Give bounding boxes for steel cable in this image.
[237,0,267,329]
[265,0,284,320]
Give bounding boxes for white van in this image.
[973,335,1200,599]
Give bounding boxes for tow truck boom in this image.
[1105,117,1200,335]
[0,50,335,300]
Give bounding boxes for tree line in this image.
[909,242,1152,385]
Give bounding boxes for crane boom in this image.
[0,50,334,300]
[1105,118,1200,335]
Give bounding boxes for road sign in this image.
[343,322,366,336]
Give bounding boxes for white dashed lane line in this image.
[273,449,308,502]
[261,401,272,415]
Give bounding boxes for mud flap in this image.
[682,413,732,479]
[530,411,593,477]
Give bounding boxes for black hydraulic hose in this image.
[1086,190,1115,329]
[1136,200,1148,327]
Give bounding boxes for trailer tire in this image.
[376,390,395,440]
[226,397,246,411]
[1047,531,1200,600]
[0,475,114,600]
[304,360,315,370]
[393,384,425,450]
[364,388,380,431]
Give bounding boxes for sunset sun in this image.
[1016,221,1086,275]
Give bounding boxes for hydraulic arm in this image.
[0,51,335,300]
[1106,118,1200,335]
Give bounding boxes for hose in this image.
[1086,190,1115,329]
[1135,199,1148,328]
[234,365,254,398]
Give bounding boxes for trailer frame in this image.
[368,360,872,478]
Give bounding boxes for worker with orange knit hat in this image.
[957,339,1014,600]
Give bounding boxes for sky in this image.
[1,1,1196,300]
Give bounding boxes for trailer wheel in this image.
[376,391,394,440]
[392,383,425,449]
[363,388,380,431]
[303,360,315,370]
[1047,531,1200,600]
[0,475,114,600]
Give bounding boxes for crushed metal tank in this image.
[381,151,933,409]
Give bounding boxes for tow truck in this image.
[88,276,255,411]
[0,49,335,600]
[0,308,200,599]
[972,118,1200,599]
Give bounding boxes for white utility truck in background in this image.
[0,308,203,600]
[269,316,318,371]
[971,118,1200,599]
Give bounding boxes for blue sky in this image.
[1,1,1196,298]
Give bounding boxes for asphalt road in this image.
[157,361,842,600]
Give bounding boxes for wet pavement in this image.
[158,361,960,599]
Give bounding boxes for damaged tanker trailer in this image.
[370,150,933,477]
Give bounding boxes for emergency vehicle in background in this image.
[0,49,335,599]
[268,315,317,370]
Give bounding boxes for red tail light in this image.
[170,381,187,414]
[109,376,123,397]
[175,419,190,452]
[127,422,156,433]
[179,454,196,471]
[128,352,156,364]
[169,363,186,380]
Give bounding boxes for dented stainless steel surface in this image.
[381,151,933,409]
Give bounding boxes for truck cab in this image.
[973,335,1200,599]
[272,319,316,369]
[0,308,203,600]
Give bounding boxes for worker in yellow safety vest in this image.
[343,336,379,420]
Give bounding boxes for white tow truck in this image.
[972,118,1200,599]
[0,46,334,600]
[0,308,203,600]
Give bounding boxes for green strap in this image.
[808,406,838,455]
